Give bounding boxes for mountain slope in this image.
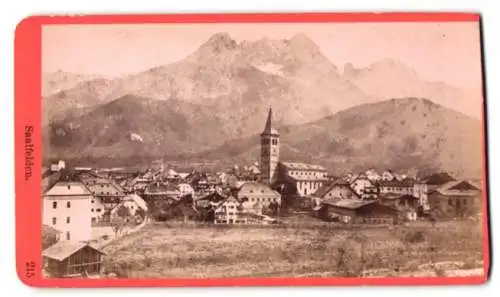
[199,97,484,178]
[42,70,105,96]
[44,94,246,158]
[342,59,482,118]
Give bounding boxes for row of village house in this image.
[40,162,483,278]
[43,161,484,230]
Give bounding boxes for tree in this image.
[264,201,280,217]
[59,168,78,181]
[116,205,131,219]
[336,234,368,277]
[135,208,147,220]
[42,232,59,250]
[111,216,126,237]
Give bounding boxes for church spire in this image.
[263,106,273,133]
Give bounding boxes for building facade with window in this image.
[238,182,281,206]
[43,181,93,243]
[428,180,482,218]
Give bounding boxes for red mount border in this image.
[14,13,489,287]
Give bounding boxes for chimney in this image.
[67,184,71,190]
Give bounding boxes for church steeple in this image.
[263,107,273,133]
[260,106,280,185]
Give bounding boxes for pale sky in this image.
[42,22,483,88]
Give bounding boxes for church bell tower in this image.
[260,107,280,185]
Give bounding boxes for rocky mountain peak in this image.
[201,32,238,52]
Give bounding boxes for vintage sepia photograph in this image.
[40,21,486,279]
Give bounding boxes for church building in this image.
[260,108,329,196]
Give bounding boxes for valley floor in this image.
[101,220,485,279]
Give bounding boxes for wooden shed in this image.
[318,199,400,224]
[42,241,105,278]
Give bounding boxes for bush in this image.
[335,235,368,277]
[136,208,147,220]
[116,205,131,218]
[461,259,477,269]
[403,230,426,243]
[433,266,446,277]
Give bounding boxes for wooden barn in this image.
[42,242,105,278]
[318,199,400,224]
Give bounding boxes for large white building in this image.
[43,181,93,243]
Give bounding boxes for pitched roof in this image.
[86,180,124,196]
[350,174,375,185]
[322,199,375,210]
[145,182,179,193]
[42,241,105,261]
[167,169,178,176]
[44,181,91,196]
[42,224,62,235]
[421,172,456,185]
[280,161,326,171]
[195,189,228,201]
[313,180,358,198]
[434,180,481,196]
[377,178,415,187]
[238,182,281,196]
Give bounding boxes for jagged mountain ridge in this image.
[42,32,379,133]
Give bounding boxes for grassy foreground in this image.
[101,220,485,278]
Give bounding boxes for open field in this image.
[101,220,485,278]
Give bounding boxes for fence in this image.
[151,220,394,230]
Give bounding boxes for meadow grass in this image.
[102,220,484,278]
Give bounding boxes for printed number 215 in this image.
[25,261,35,278]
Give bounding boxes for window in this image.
[91,208,94,212]
[91,200,95,204]
[91,217,96,224]
[67,201,71,208]
[52,202,57,209]
[66,217,70,224]
[66,232,70,241]
[96,208,101,212]
[52,217,56,225]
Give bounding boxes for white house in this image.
[50,160,66,172]
[365,169,381,182]
[350,174,378,199]
[90,197,106,224]
[111,193,148,217]
[213,196,242,224]
[177,183,195,197]
[382,170,397,181]
[43,181,92,243]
